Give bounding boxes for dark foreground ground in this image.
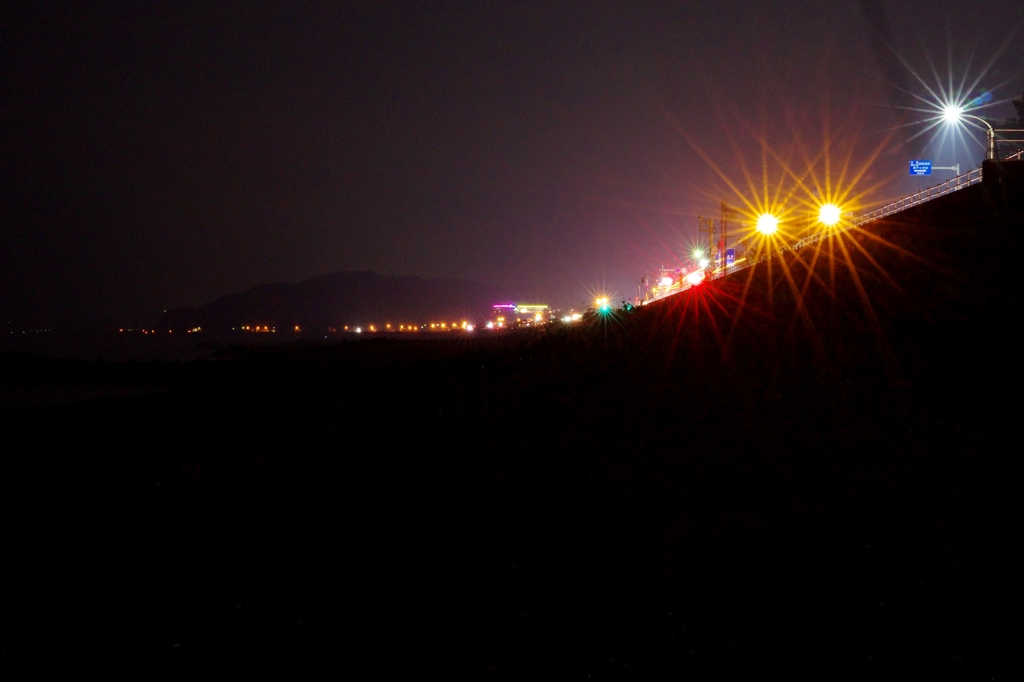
[3,175,1023,678]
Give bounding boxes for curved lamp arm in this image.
[954,112,998,160]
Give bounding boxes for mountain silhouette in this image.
[160,271,513,332]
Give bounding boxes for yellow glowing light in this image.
[756,214,779,235]
[818,204,841,226]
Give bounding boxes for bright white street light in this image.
[942,106,997,160]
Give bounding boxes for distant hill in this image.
[159,271,512,332]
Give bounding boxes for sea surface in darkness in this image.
[1,328,471,362]
[2,330,217,362]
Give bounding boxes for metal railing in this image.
[995,130,1024,161]
[644,150,1024,297]
[851,167,982,226]
[741,150,1024,269]
[792,149,1024,250]
[852,148,1023,228]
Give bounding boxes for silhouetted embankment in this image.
[2,163,1022,676]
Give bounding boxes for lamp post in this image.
[698,215,715,260]
[943,107,998,160]
[720,201,736,277]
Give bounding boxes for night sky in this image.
[3,1,1021,326]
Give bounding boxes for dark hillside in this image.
[2,163,1022,676]
[159,271,512,333]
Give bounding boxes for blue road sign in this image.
[910,160,932,176]
[726,248,735,265]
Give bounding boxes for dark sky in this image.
[3,1,1021,325]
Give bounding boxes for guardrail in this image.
[792,150,1024,251]
[853,149,1023,227]
[645,151,1024,297]
[850,168,982,226]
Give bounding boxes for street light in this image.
[943,106,997,160]
[818,203,841,227]
[756,213,779,235]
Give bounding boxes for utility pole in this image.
[698,215,715,264]
[720,201,737,277]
